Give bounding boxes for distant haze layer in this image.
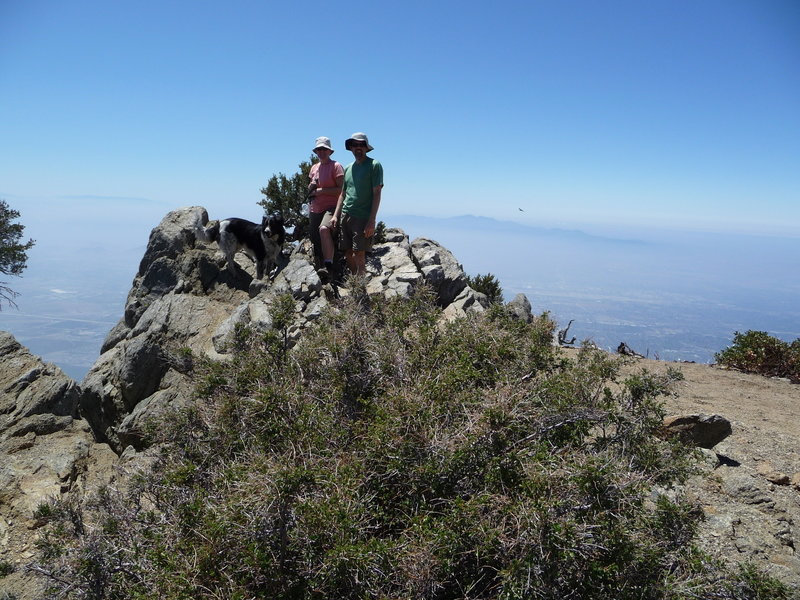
[391,215,800,364]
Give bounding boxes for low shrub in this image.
[0,560,14,577]
[728,561,798,600]
[32,289,797,598]
[715,330,800,383]
[466,272,504,304]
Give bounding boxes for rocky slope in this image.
[1,206,798,597]
[640,357,800,586]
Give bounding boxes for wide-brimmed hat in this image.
[313,136,334,153]
[345,132,374,152]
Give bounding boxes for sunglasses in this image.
[349,141,367,148]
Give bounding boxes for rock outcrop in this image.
[0,333,119,599]
[660,413,733,449]
[79,207,490,454]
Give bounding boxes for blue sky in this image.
[2,0,798,240]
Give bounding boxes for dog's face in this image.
[262,215,285,241]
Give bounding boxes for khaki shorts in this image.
[310,209,335,232]
[339,213,373,252]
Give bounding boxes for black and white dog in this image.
[196,215,286,279]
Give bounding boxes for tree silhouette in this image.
[0,199,35,309]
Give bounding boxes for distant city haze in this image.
[394,215,800,365]
[1,206,797,381]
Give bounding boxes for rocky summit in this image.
[1,206,798,597]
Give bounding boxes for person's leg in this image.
[320,228,334,262]
[308,211,324,266]
[339,215,356,275]
[319,211,335,264]
[346,215,369,277]
[344,249,358,275]
[351,250,366,276]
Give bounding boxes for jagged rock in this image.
[212,303,251,352]
[101,318,131,353]
[115,369,193,449]
[116,335,169,409]
[381,227,406,243]
[0,333,119,594]
[79,207,330,449]
[272,253,323,301]
[123,206,210,327]
[79,207,254,450]
[410,237,468,306]
[81,291,238,450]
[366,236,425,299]
[0,332,80,436]
[506,293,533,323]
[660,413,732,449]
[441,286,490,322]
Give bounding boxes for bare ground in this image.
[618,353,800,587]
[647,358,800,480]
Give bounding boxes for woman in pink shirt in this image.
[308,136,344,279]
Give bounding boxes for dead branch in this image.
[558,320,576,346]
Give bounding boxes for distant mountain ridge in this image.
[390,214,649,246]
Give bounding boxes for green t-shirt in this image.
[342,157,384,219]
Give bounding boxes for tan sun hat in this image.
[345,132,374,152]
[313,136,334,153]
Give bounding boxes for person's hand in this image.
[330,215,338,230]
[307,181,318,196]
[364,218,376,238]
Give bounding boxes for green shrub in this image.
[258,156,316,237]
[373,220,387,244]
[727,561,797,599]
[715,330,799,383]
[32,290,795,598]
[0,560,14,577]
[466,272,504,304]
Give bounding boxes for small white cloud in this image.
[50,289,77,295]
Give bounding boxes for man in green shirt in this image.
[331,132,384,277]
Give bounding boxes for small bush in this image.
[373,220,387,244]
[715,330,799,383]
[466,272,504,304]
[727,561,797,599]
[0,560,14,577]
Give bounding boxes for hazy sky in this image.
[2,0,798,242]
